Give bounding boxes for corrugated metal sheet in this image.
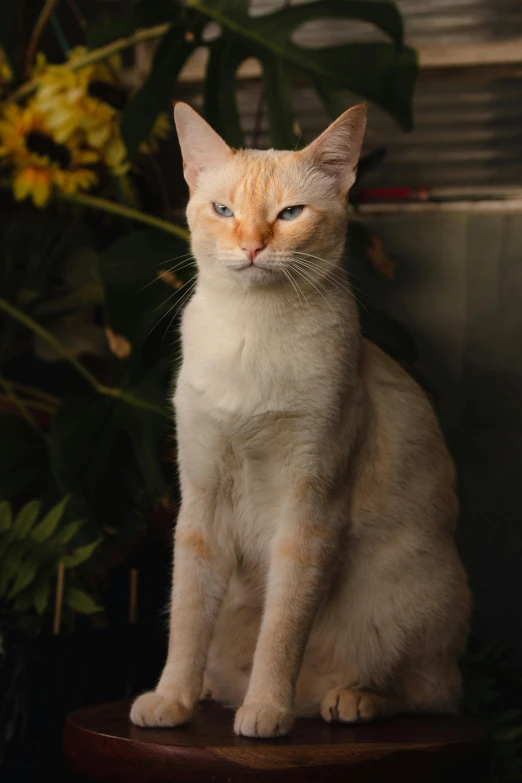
[251,0,522,46]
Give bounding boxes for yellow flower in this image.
[0,103,98,207]
[32,47,130,173]
[13,167,51,208]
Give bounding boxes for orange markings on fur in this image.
[176,529,212,560]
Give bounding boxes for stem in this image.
[57,191,190,240]
[0,298,167,417]
[10,23,170,104]
[5,379,60,406]
[100,386,167,417]
[0,391,55,415]
[26,0,63,76]
[0,297,103,391]
[0,377,41,431]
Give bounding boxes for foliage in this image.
[0,497,101,620]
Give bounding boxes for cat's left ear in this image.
[174,102,232,190]
[301,104,367,193]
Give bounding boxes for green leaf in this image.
[12,500,41,540]
[99,229,190,385]
[0,501,12,532]
[191,0,417,131]
[65,588,102,615]
[32,583,51,615]
[204,37,246,147]
[32,497,70,542]
[62,538,101,568]
[52,520,83,546]
[8,560,37,598]
[262,57,300,150]
[121,24,197,158]
[0,543,23,596]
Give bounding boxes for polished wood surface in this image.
[63,700,487,782]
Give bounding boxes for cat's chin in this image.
[228,263,282,286]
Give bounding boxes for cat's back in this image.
[353,339,457,529]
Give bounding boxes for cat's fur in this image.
[130,103,471,738]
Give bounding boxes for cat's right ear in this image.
[174,103,231,190]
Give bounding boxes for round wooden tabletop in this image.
[63,700,487,783]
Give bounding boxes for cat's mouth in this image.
[231,262,274,273]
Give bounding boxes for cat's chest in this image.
[180,306,311,417]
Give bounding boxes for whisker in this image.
[291,258,372,317]
[282,267,306,315]
[162,280,198,341]
[291,255,385,308]
[293,251,372,286]
[137,258,196,293]
[288,263,339,322]
[154,251,194,268]
[144,274,198,340]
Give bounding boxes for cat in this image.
[130,102,471,738]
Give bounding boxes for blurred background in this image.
[0,1,521,780]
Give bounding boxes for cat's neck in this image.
[190,270,359,342]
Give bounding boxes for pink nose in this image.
[241,243,266,263]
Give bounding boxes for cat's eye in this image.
[213,202,234,217]
[277,205,304,221]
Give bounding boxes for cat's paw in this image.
[234,703,294,738]
[320,688,388,724]
[130,691,194,728]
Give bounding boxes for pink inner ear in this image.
[174,103,231,188]
[301,105,367,191]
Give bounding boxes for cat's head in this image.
[174,102,366,289]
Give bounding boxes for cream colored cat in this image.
[130,102,470,738]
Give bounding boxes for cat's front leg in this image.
[131,487,232,728]
[235,480,340,738]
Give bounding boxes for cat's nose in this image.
[241,243,266,263]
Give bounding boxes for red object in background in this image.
[357,187,429,202]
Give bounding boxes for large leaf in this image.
[32,582,51,615]
[0,414,51,499]
[99,229,190,339]
[8,560,37,598]
[62,538,101,568]
[204,36,247,147]
[262,57,300,150]
[190,0,417,131]
[32,496,69,542]
[12,500,41,540]
[53,520,83,546]
[65,588,102,615]
[120,22,198,158]
[99,229,192,384]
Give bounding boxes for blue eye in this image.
[278,205,304,221]
[213,202,234,217]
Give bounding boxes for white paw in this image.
[320,687,388,724]
[234,703,294,738]
[130,691,194,728]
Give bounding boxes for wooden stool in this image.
[63,700,487,782]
